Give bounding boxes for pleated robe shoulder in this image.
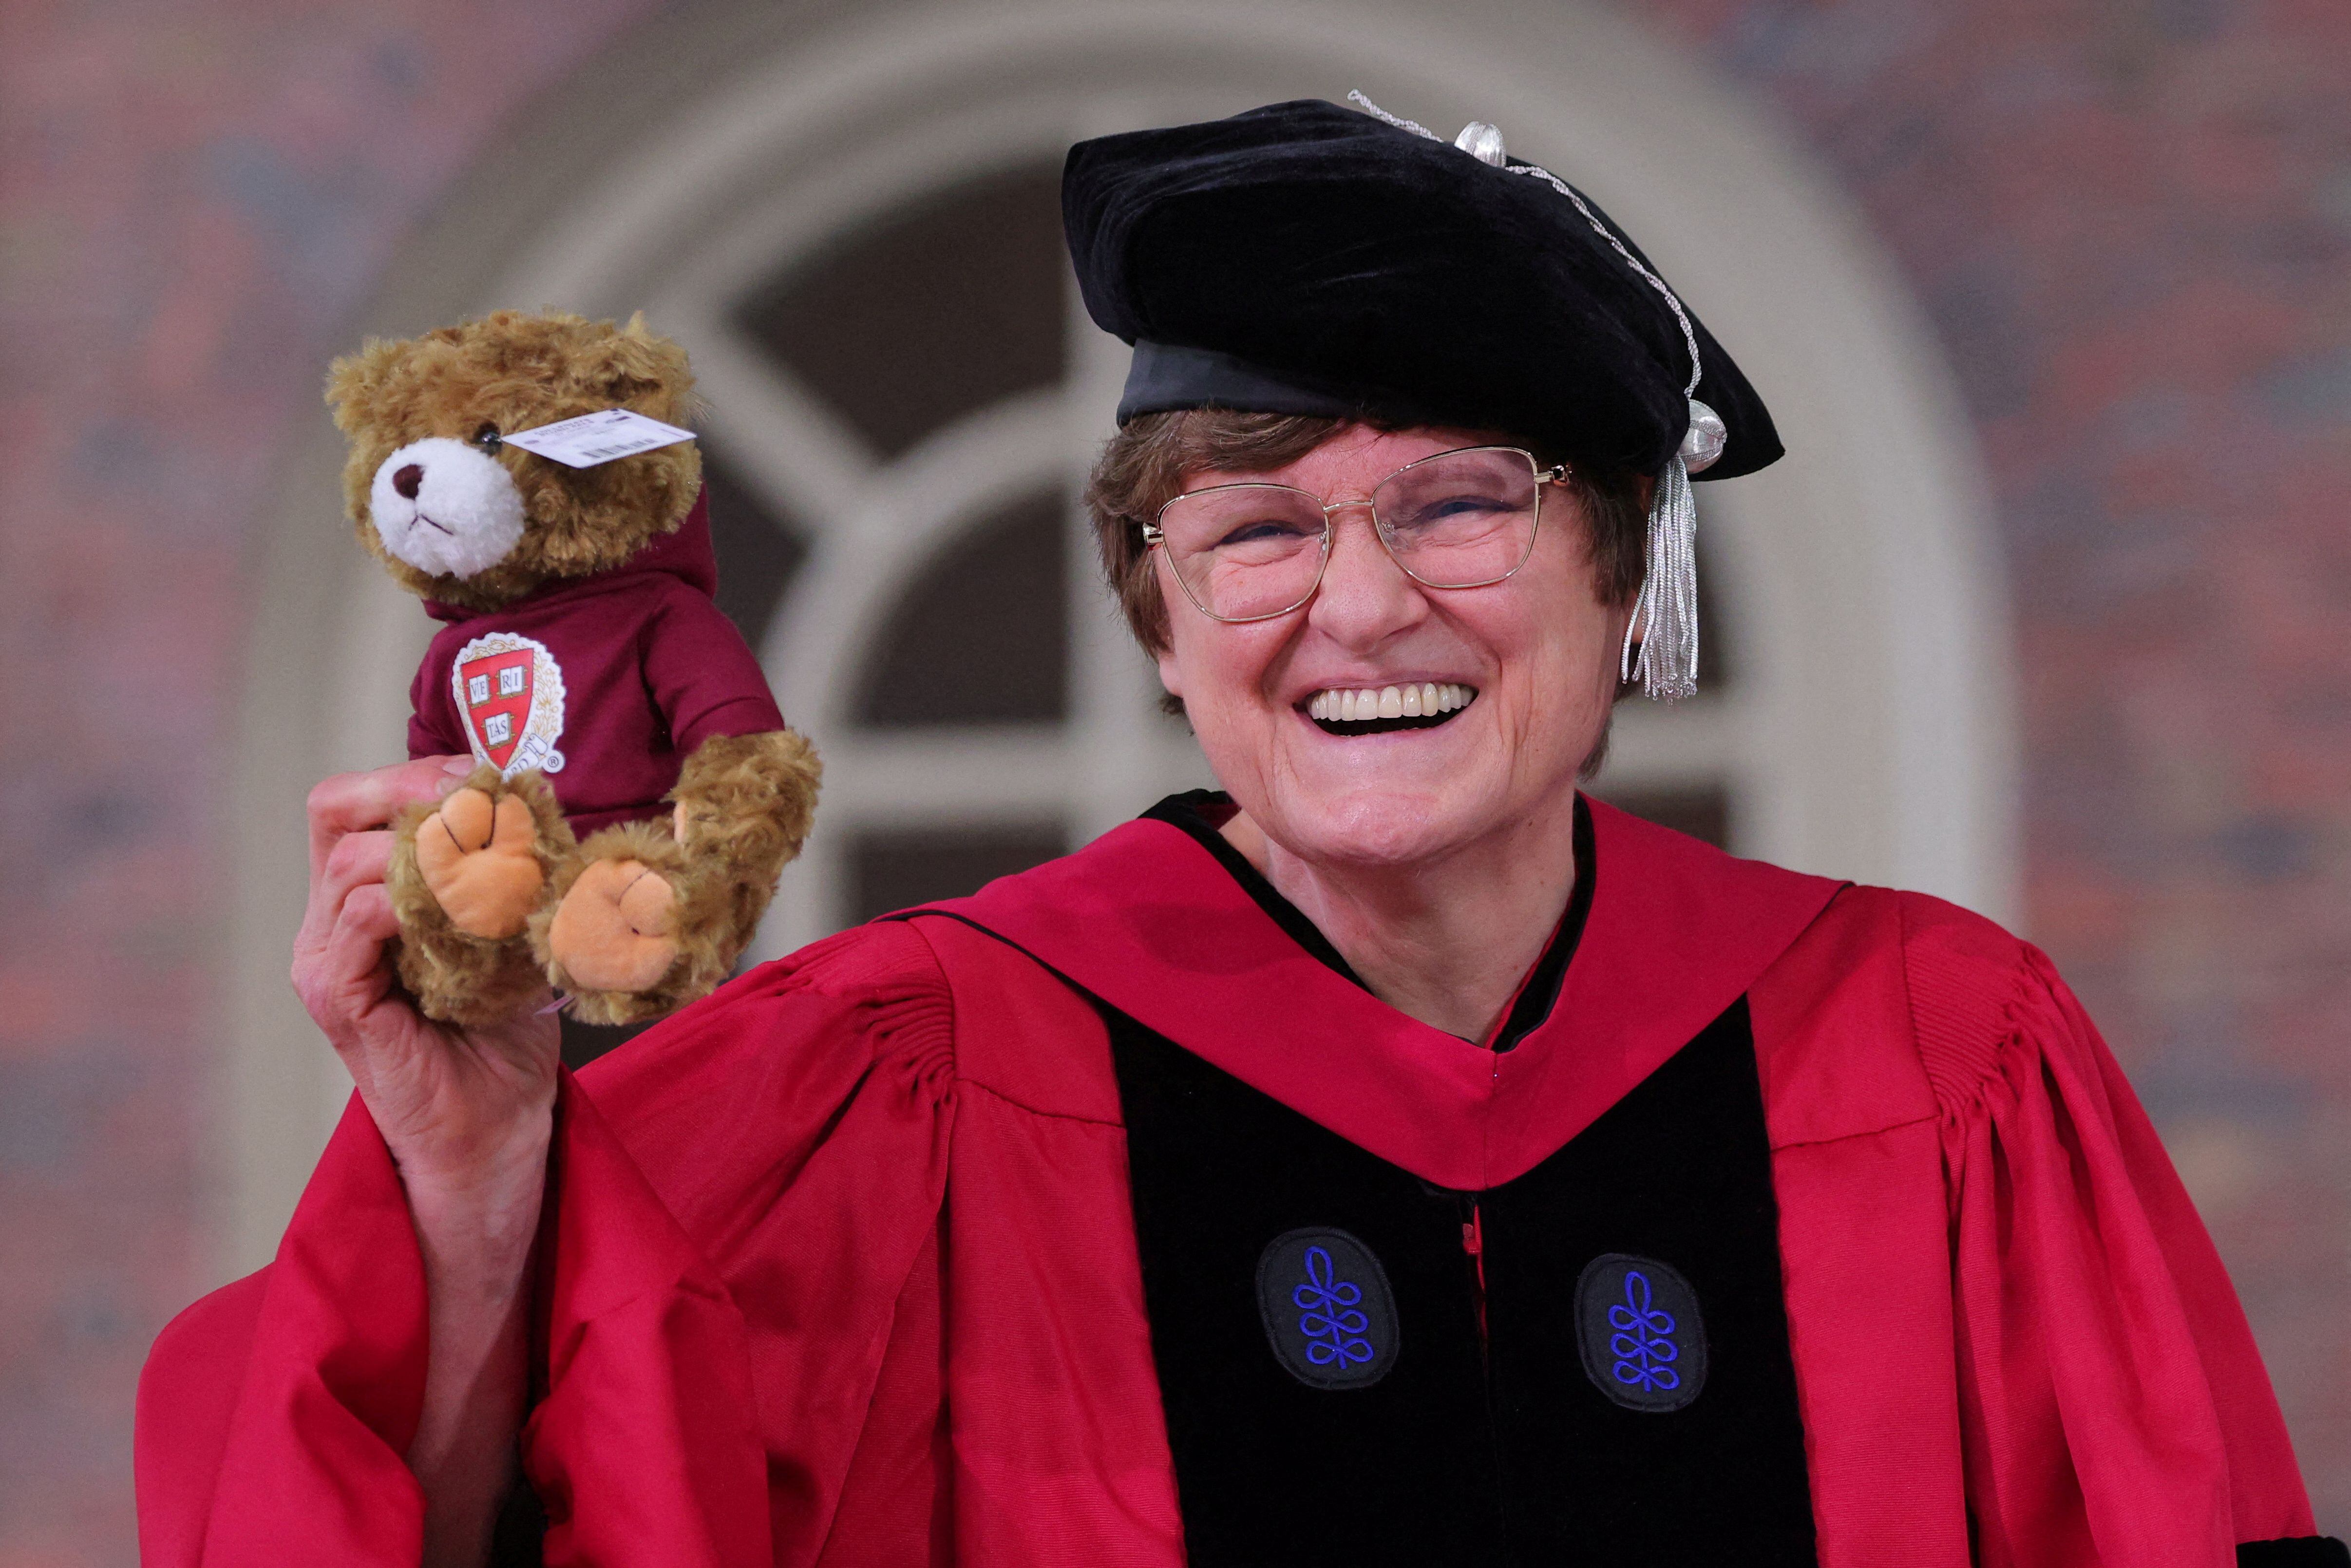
[135,799,2327,1567]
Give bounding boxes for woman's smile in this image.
[1300,681,1479,733]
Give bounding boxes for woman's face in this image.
[1156,423,1631,872]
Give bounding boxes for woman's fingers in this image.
[333,878,402,957]
[299,756,477,954]
[303,881,404,1034]
[312,884,444,1098]
[300,829,395,949]
[306,756,475,884]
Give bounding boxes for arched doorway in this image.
[220,0,2014,1275]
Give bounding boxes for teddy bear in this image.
[325,309,820,1026]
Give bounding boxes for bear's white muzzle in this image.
[369,437,526,580]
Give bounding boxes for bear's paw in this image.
[415,786,546,939]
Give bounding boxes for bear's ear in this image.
[324,338,407,438]
[597,314,697,422]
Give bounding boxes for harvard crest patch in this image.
[452,632,567,777]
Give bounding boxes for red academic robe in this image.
[136,799,2321,1565]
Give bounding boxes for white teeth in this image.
[1309,682,1477,723]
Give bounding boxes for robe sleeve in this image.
[135,922,957,1568]
[1907,901,2329,1567]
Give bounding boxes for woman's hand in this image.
[292,755,557,1568]
[293,756,560,1194]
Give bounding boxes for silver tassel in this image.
[1348,89,1725,703]
[1621,455,1699,701]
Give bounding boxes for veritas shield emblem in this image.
[451,632,567,777]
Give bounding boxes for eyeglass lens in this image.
[1156,447,1543,621]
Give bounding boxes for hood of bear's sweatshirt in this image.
[422,487,717,624]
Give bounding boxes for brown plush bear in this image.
[326,309,820,1026]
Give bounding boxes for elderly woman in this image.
[139,100,2335,1568]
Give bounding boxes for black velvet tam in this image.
[1063,98,1782,481]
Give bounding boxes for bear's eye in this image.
[471,422,502,450]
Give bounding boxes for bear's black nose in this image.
[392,463,424,500]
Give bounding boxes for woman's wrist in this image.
[400,1107,553,1289]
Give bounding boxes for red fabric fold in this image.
[528,1075,773,1568]
[139,1094,429,1567]
[1931,937,2314,1566]
[1751,886,1968,1567]
[1754,888,2316,1568]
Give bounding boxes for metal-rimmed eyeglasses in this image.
[1141,445,1571,623]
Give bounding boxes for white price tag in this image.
[502,408,695,469]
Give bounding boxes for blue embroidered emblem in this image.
[1257,1228,1398,1389]
[1575,1253,1706,1412]
[1294,1245,1376,1368]
[1608,1269,1680,1393]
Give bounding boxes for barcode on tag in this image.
[503,408,695,469]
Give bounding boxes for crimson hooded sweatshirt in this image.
[406,490,785,835]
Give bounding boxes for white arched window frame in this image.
[221,0,2014,1277]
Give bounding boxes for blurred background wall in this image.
[4,0,2348,1561]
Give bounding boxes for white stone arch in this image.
[219,0,2014,1278]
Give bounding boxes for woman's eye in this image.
[1395,495,1509,529]
[1215,520,1307,548]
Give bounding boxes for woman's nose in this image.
[1307,507,1425,647]
[393,464,424,500]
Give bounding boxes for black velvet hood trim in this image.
[1064,97,1782,481]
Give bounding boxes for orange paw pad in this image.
[549,858,679,994]
[415,788,543,938]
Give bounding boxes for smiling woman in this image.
[142,92,2336,1568]
[1131,423,1632,1038]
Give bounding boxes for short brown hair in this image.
[1084,409,1649,656]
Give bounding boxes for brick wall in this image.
[3,0,2346,1559]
